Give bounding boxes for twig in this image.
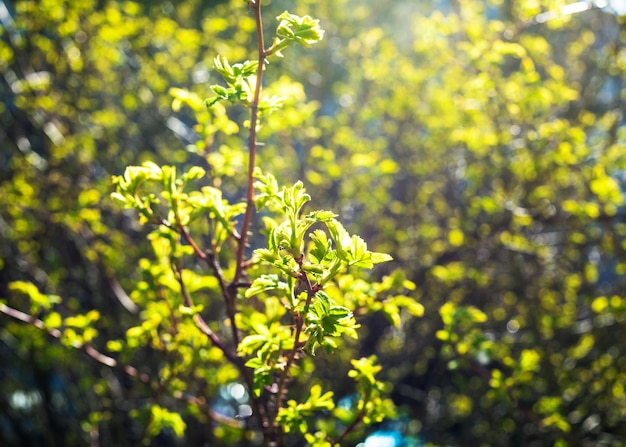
[0,303,249,430]
[333,408,366,446]
[179,225,229,298]
[233,0,267,286]
[174,391,246,429]
[173,263,269,433]
[275,261,319,416]
[175,218,241,347]
[0,302,149,381]
[173,263,240,366]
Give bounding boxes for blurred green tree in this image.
[281,1,626,445]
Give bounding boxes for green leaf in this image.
[348,355,383,389]
[390,295,425,318]
[305,210,337,222]
[321,305,351,334]
[238,334,268,355]
[282,181,311,215]
[304,291,357,355]
[309,229,333,263]
[146,405,186,438]
[213,54,234,83]
[245,274,287,298]
[169,87,204,112]
[325,219,350,259]
[9,281,61,313]
[254,168,281,210]
[209,84,236,102]
[276,384,335,435]
[43,312,62,329]
[208,55,259,106]
[258,94,285,116]
[370,251,393,264]
[271,11,325,57]
[325,219,392,268]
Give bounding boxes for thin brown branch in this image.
[177,219,240,347]
[173,264,269,434]
[0,303,253,431]
[173,391,246,429]
[173,263,240,365]
[179,224,209,262]
[106,275,139,314]
[275,262,318,417]
[333,409,366,446]
[233,0,267,286]
[179,225,229,295]
[0,303,149,383]
[233,4,281,444]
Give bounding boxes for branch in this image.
[173,263,240,366]
[173,391,245,429]
[233,0,267,286]
[275,261,318,416]
[0,304,248,430]
[173,264,269,433]
[333,409,365,446]
[0,302,149,381]
[179,225,229,297]
[175,220,241,347]
[106,275,139,315]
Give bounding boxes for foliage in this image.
[1,0,405,446]
[280,1,626,445]
[2,0,626,446]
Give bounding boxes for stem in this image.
[178,224,241,345]
[174,264,239,369]
[175,2,273,436]
[275,264,317,417]
[233,0,267,286]
[0,302,148,381]
[233,4,278,444]
[180,225,229,295]
[0,303,248,430]
[334,409,366,446]
[174,264,269,431]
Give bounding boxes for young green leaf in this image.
[245,274,288,298]
[270,12,325,57]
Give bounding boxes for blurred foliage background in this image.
[1,0,626,446]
